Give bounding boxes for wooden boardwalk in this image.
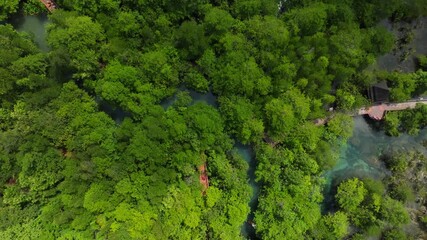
[40,0,57,12]
[357,99,427,120]
[198,163,209,195]
[315,99,427,125]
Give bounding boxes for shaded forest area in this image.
[0,0,427,239]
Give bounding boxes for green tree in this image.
[211,35,271,97]
[22,0,46,15]
[384,112,400,136]
[284,3,329,36]
[413,70,427,95]
[265,98,296,141]
[203,7,235,42]
[219,96,264,144]
[313,211,349,240]
[325,113,354,142]
[175,21,208,60]
[418,55,427,70]
[382,228,407,240]
[336,89,356,110]
[336,178,367,213]
[182,66,209,92]
[0,0,19,20]
[328,26,370,82]
[380,197,410,226]
[0,25,51,108]
[47,11,105,80]
[389,181,414,203]
[387,72,416,101]
[83,183,114,213]
[61,0,120,17]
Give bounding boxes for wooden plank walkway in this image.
[40,0,57,12]
[314,99,427,125]
[358,99,427,120]
[198,163,209,195]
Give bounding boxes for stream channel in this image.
[161,89,259,239]
[8,14,427,240]
[8,14,260,238]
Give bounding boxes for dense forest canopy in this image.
[0,0,427,239]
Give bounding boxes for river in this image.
[237,143,259,239]
[8,14,261,237]
[6,14,260,238]
[8,13,427,240]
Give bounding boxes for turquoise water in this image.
[323,116,427,211]
[10,14,50,52]
[236,143,259,239]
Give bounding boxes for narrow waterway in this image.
[237,143,259,239]
[8,15,261,235]
[16,12,427,239]
[323,116,427,211]
[9,14,49,52]
[161,89,259,239]
[7,8,427,240]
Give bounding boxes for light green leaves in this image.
[336,178,367,213]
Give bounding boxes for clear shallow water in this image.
[377,17,427,72]
[9,14,50,52]
[236,143,259,239]
[323,116,427,211]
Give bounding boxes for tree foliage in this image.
[0,0,19,21]
[0,0,425,239]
